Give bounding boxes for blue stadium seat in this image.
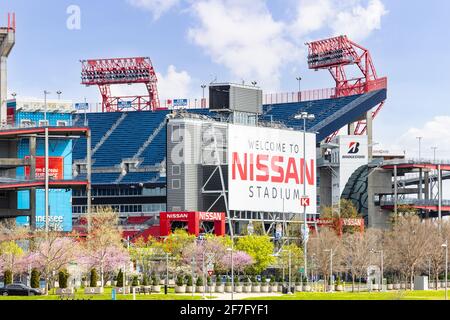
[72,90,386,185]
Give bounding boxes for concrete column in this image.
[347,122,355,135]
[418,169,423,200]
[394,165,398,216]
[30,188,36,230]
[366,111,373,162]
[0,56,7,123]
[424,171,430,201]
[29,136,36,180]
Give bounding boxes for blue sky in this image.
[2,0,450,158]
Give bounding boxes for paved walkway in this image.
[181,292,283,300]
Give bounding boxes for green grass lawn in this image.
[245,290,449,300]
[0,287,209,301]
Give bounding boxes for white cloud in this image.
[127,0,181,20]
[157,65,192,100]
[332,0,388,41]
[125,0,387,93]
[111,65,192,101]
[188,0,300,91]
[380,116,450,160]
[290,0,388,41]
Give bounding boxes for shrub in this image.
[262,276,269,286]
[226,277,232,286]
[216,276,223,286]
[90,269,98,288]
[270,275,276,284]
[176,275,184,286]
[3,270,12,285]
[207,276,212,286]
[116,269,124,287]
[58,269,69,289]
[152,275,158,286]
[244,277,252,286]
[234,276,240,286]
[142,274,149,286]
[186,275,193,286]
[132,275,139,287]
[196,277,204,286]
[31,269,40,289]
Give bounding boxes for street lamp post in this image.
[324,249,333,292]
[44,90,50,122]
[443,240,448,300]
[416,137,422,161]
[227,247,234,300]
[201,85,207,108]
[56,90,62,100]
[296,77,302,102]
[288,250,292,294]
[165,253,169,295]
[370,248,384,290]
[295,112,315,284]
[432,147,438,163]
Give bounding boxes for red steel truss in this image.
[81,57,160,112]
[306,35,387,140]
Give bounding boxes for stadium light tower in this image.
[81,57,160,112]
[294,111,315,284]
[306,35,387,141]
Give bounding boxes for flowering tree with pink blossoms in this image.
[80,207,130,287]
[31,233,79,294]
[220,250,254,274]
[181,236,254,275]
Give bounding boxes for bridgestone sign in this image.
[228,124,317,214]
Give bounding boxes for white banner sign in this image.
[228,124,317,214]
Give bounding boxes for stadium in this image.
[0,11,449,246]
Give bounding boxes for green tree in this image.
[162,229,196,257]
[0,240,24,279]
[31,269,40,289]
[142,274,149,286]
[277,243,304,273]
[90,268,98,288]
[116,269,124,287]
[58,269,69,289]
[3,270,12,285]
[235,235,275,274]
[131,275,139,287]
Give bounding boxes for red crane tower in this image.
[306,35,387,141]
[81,57,160,112]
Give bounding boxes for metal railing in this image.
[380,198,450,207]
[263,88,336,105]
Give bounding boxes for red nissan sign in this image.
[24,156,64,180]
